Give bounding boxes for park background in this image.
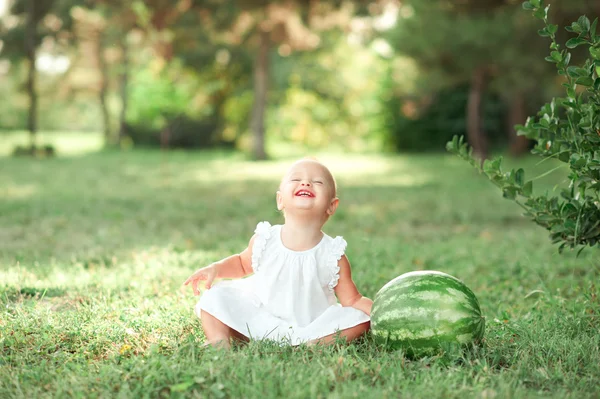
[1,0,599,398]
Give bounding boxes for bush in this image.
[12,144,56,158]
[387,84,506,152]
[124,61,236,149]
[448,0,600,253]
[125,116,231,149]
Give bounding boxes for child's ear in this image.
[327,197,339,216]
[276,191,284,211]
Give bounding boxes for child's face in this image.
[276,160,338,219]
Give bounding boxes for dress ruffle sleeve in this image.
[251,221,272,272]
[327,236,347,291]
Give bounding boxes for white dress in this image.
[195,221,370,345]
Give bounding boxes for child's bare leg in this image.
[230,329,250,345]
[307,322,370,345]
[200,310,233,349]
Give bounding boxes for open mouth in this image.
[295,189,315,198]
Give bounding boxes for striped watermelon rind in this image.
[371,270,485,356]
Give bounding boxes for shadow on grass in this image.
[0,150,586,289]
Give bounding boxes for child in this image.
[184,159,372,348]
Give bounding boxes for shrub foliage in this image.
[448,0,600,253]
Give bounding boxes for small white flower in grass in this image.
[125,328,139,337]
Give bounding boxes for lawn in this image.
[1,135,598,398]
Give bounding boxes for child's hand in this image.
[183,264,218,295]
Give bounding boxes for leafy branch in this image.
[447,0,600,254]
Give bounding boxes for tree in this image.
[385,0,598,159]
[0,0,78,150]
[24,0,38,148]
[384,0,551,159]
[79,0,139,144]
[196,0,379,160]
[69,5,112,142]
[2,0,53,149]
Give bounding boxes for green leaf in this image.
[566,66,587,77]
[515,168,525,186]
[589,47,600,60]
[533,7,546,19]
[538,28,550,37]
[550,51,562,62]
[591,18,598,39]
[558,151,571,162]
[576,67,589,76]
[570,153,587,168]
[522,1,535,11]
[566,37,588,48]
[446,136,458,152]
[578,15,591,32]
[483,158,499,175]
[522,181,533,197]
[570,22,583,34]
[548,24,558,34]
[579,117,592,128]
[566,66,578,77]
[567,87,576,99]
[537,214,556,222]
[563,52,571,66]
[575,76,594,86]
[503,187,518,200]
[530,0,541,7]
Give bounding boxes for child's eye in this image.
[314,181,323,185]
[291,179,300,182]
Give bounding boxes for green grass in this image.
[1,139,599,398]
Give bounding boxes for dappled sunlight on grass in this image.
[0,246,222,295]
[163,153,432,191]
[325,155,432,189]
[0,182,38,199]
[0,131,104,157]
[2,150,599,398]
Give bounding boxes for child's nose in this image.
[301,181,311,186]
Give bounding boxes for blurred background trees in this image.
[0,0,597,159]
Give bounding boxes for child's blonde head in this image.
[280,157,337,199]
[276,158,339,221]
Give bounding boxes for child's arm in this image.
[334,255,373,316]
[184,235,255,295]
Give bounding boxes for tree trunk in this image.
[508,91,530,156]
[467,66,488,160]
[250,28,270,160]
[25,0,37,150]
[96,30,111,145]
[118,34,129,142]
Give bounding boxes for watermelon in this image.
[370,270,485,356]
